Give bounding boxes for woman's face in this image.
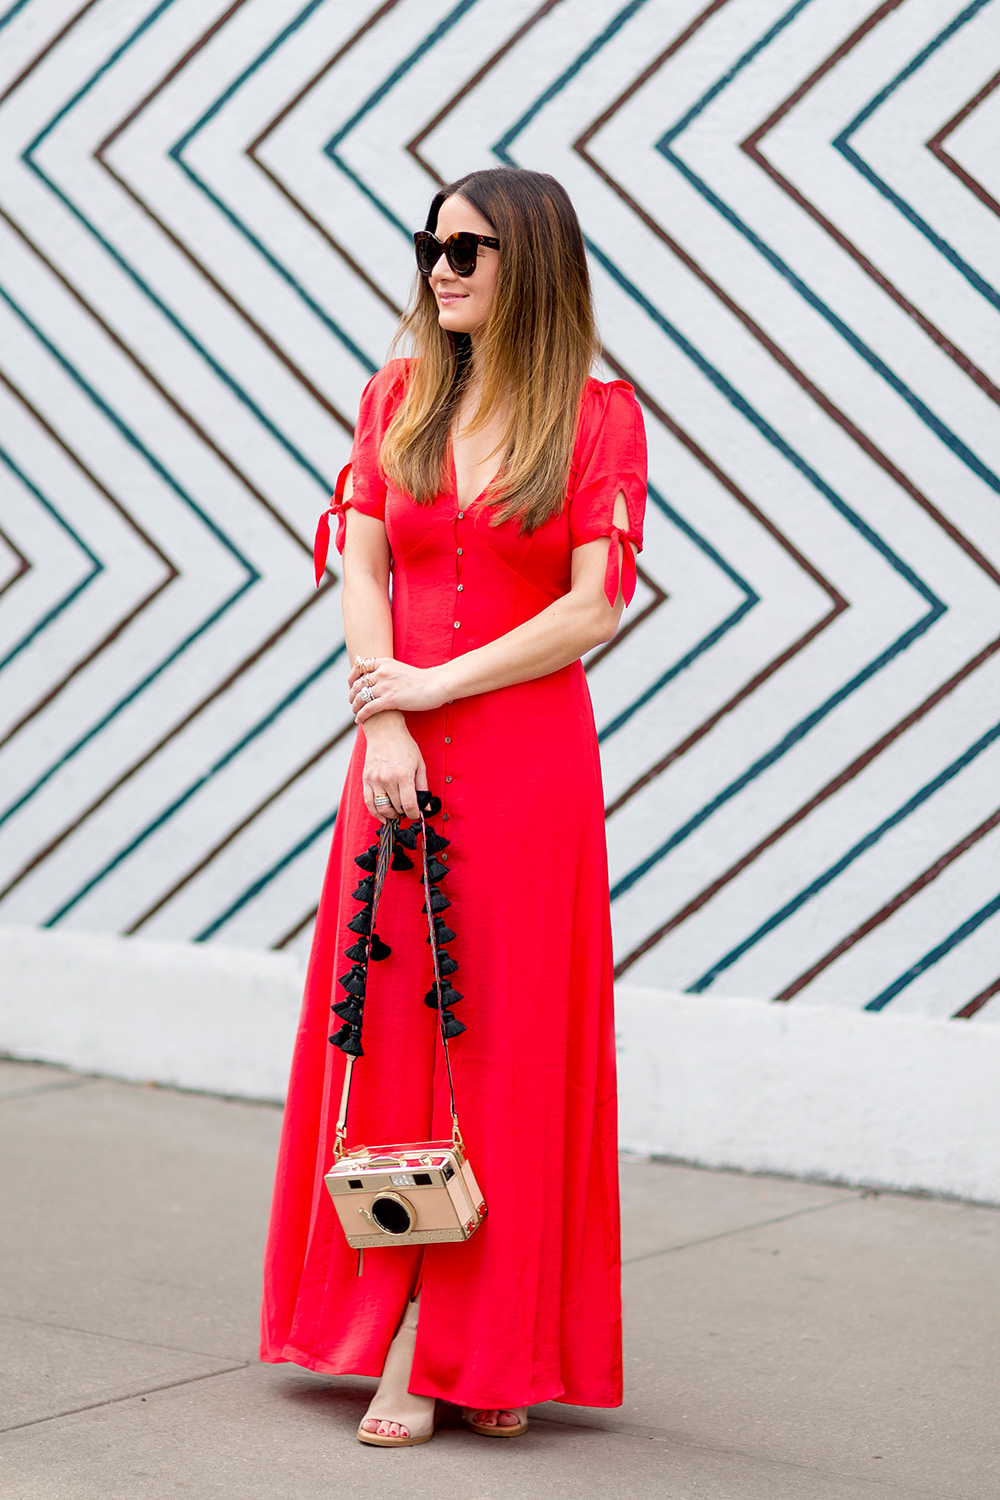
[427,194,500,339]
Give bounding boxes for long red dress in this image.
[260,361,647,1410]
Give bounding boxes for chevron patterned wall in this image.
[2,0,999,1025]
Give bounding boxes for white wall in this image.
[3,0,1000,1025]
[4,927,998,1204]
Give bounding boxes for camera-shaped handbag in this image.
[323,793,486,1255]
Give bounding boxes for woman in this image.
[260,166,647,1446]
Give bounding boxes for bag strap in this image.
[332,808,463,1160]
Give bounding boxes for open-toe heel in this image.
[462,1405,529,1437]
[357,1298,437,1448]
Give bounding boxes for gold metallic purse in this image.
[324,794,486,1256]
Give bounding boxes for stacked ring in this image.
[360,686,375,704]
[373,795,392,806]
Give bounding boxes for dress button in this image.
[445,775,453,784]
[444,736,452,744]
[443,813,449,821]
[454,621,460,629]
[457,548,463,556]
[457,584,464,592]
[457,510,464,519]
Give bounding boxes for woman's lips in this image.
[438,293,467,305]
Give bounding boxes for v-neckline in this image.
[447,439,502,511]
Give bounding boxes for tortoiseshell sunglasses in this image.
[413,230,500,278]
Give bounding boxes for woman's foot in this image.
[462,1405,529,1437]
[358,1297,436,1447]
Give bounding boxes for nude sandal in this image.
[357,1299,437,1447]
[461,1406,529,1437]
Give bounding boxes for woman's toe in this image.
[497,1410,517,1427]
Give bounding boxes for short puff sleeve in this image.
[568,380,647,607]
[313,361,409,584]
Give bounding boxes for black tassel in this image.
[347,907,372,936]
[425,829,450,853]
[421,888,450,913]
[368,933,391,961]
[354,848,377,873]
[440,1012,466,1039]
[417,791,442,817]
[438,953,458,976]
[337,966,366,997]
[394,824,418,850]
[430,919,456,944]
[427,858,449,882]
[427,984,462,1007]
[351,877,374,903]
[332,999,364,1025]
[344,938,368,963]
[391,847,414,871]
[330,1025,364,1056]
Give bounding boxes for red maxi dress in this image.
[260,360,647,1410]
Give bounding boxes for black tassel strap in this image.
[330,789,467,1160]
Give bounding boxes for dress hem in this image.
[261,1344,623,1410]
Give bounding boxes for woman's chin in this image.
[437,309,478,335]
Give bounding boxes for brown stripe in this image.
[246,0,406,319]
[0,365,177,751]
[576,0,731,153]
[926,68,1000,221]
[953,974,1000,1019]
[615,631,1000,977]
[273,904,318,952]
[585,563,667,674]
[775,807,1000,1000]
[406,0,567,180]
[0,0,102,106]
[0,519,31,604]
[742,0,1000,407]
[125,717,356,934]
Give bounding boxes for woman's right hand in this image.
[361,713,427,823]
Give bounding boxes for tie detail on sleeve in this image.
[313,462,353,585]
[604,526,638,608]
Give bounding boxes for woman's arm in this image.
[340,476,427,821]
[350,493,630,724]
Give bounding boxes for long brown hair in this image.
[379,167,599,531]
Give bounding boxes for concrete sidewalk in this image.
[1,1058,997,1500]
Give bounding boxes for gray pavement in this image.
[1,1057,997,1500]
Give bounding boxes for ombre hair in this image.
[379,167,600,532]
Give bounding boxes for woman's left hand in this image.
[349,657,445,723]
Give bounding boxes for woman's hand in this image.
[349,656,445,724]
[361,716,428,822]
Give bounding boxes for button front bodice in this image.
[386,485,573,669]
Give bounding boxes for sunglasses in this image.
[413,230,500,278]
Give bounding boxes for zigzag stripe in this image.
[656,0,1000,495]
[745,0,1000,409]
[2,0,997,1015]
[0,447,102,670]
[835,0,999,309]
[926,65,1000,220]
[565,1,1000,981]
[0,284,258,833]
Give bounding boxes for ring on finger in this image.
[360,685,376,704]
[373,794,392,807]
